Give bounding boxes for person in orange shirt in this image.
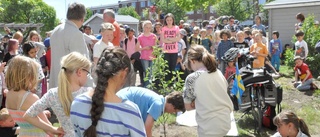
[103,9,120,46]
[250,33,268,68]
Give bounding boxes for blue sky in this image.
[43,0,119,20]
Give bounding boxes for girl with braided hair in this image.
[272,111,310,137]
[70,47,146,137]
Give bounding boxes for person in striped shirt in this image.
[70,47,146,137]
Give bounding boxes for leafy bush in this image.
[144,46,185,137]
[284,49,295,67]
[145,46,184,95]
[288,14,320,77]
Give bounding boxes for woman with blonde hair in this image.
[24,52,92,137]
[6,56,63,136]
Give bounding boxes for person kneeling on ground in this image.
[293,56,318,91]
[116,87,185,137]
[272,111,310,137]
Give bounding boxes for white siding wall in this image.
[86,17,139,36]
[268,6,320,46]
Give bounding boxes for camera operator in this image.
[224,16,240,35]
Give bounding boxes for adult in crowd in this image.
[183,45,233,136]
[70,47,146,137]
[224,16,240,33]
[103,9,120,47]
[252,15,266,37]
[117,87,185,137]
[50,2,93,89]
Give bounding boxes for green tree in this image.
[154,0,186,24]
[174,0,219,20]
[214,0,253,21]
[118,6,141,20]
[85,8,93,21]
[0,0,57,37]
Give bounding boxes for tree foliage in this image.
[214,0,253,21]
[118,6,141,20]
[153,0,186,24]
[174,0,218,14]
[85,8,93,21]
[0,0,57,37]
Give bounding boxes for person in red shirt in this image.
[293,56,317,90]
[44,38,51,73]
[103,9,120,47]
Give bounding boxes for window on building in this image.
[140,2,145,8]
[131,2,136,8]
[147,0,152,6]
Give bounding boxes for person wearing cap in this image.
[178,29,187,59]
[116,87,185,137]
[293,56,318,90]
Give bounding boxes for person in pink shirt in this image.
[160,13,181,81]
[136,20,157,87]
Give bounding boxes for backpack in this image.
[262,84,282,130]
[124,38,138,51]
[124,38,140,61]
[262,105,277,130]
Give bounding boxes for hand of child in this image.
[44,110,51,118]
[46,127,64,137]
[0,62,6,72]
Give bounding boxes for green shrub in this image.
[284,49,295,67]
[290,14,320,77]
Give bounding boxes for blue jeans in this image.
[271,55,280,71]
[294,79,313,91]
[141,59,153,87]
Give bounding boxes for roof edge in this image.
[265,1,320,9]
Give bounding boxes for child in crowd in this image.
[189,26,200,46]
[217,29,233,75]
[6,56,62,136]
[212,30,221,55]
[22,42,45,98]
[224,59,236,79]
[293,56,318,91]
[175,55,187,80]
[136,20,157,87]
[234,31,249,48]
[124,28,144,87]
[281,44,291,64]
[294,30,308,59]
[44,38,51,76]
[93,23,115,66]
[244,29,252,42]
[70,47,146,137]
[199,29,212,53]
[24,52,91,137]
[160,14,181,82]
[3,39,19,64]
[272,111,310,137]
[250,33,268,69]
[0,108,19,137]
[178,29,187,60]
[269,31,283,72]
[119,27,126,49]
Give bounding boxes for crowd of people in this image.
[0,2,316,137]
